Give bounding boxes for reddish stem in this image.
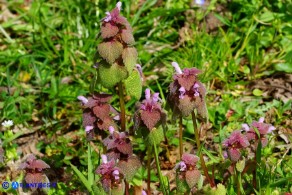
[192,111,215,188]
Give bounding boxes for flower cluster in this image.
[134,89,166,131]
[175,153,202,191]
[19,154,50,184]
[78,93,119,140]
[103,126,133,161]
[243,117,275,148]
[223,130,250,162]
[96,126,141,192]
[168,62,207,118]
[97,1,138,88]
[95,155,124,194]
[223,117,275,162]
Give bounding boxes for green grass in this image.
[0,0,291,194]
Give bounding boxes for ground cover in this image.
[0,0,291,194]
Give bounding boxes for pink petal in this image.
[116,1,122,11]
[242,124,250,131]
[259,117,265,123]
[152,93,160,102]
[109,126,115,134]
[145,89,151,100]
[101,155,108,164]
[77,96,88,104]
[103,12,112,22]
[172,62,182,74]
[268,126,275,133]
[85,126,94,133]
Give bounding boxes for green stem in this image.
[89,67,98,94]
[236,169,241,195]
[88,143,94,188]
[179,116,183,159]
[153,143,167,194]
[253,154,257,190]
[191,111,215,188]
[118,81,126,131]
[147,146,152,195]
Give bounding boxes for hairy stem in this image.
[179,116,183,159]
[118,81,126,131]
[125,181,129,195]
[191,111,215,188]
[147,146,152,195]
[153,143,167,194]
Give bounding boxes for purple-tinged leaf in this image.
[185,169,201,188]
[140,109,161,130]
[93,104,111,120]
[101,23,119,39]
[121,28,135,44]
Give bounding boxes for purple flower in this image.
[112,169,120,180]
[134,89,166,131]
[243,117,275,147]
[136,64,144,81]
[96,155,123,192]
[175,153,201,189]
[193,83,200,97]
[102,126,133,160]
[168,62,207,118]
[77,93,119,140]
[223,130,250,162]
[179,87,186,99]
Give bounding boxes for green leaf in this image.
[122,47,138,73]
[69,163,93,194]
[274,63,292,73]
[252,89,263,96]
[92,184,107,195]
[117,156,141,182]
[146,127,164,146]
[243,65,250,74]
[98,61,128,88]
[214,13,231,26]
[2,132,23,146]
[176,173,189,193]
[258,11,274,23]
[130,167,143,186]
[98,41,123,64]
[124,69,142,100]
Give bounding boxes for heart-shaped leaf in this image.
[101,23,119,39]
[98,41,123,64]
[125,70,142,100]
[122,47,138,73]
[98,61,128,88]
